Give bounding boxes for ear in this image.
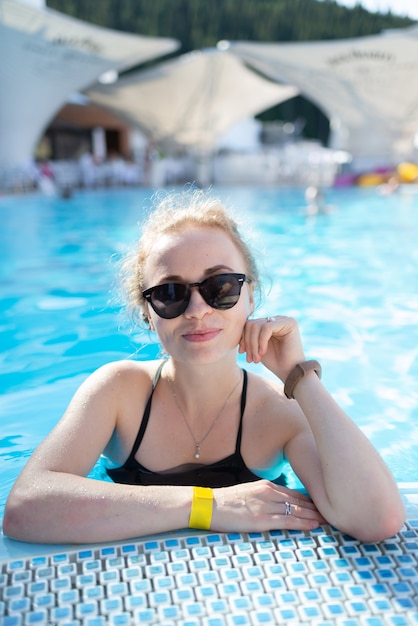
[247,282,255,317]
[142,303,155,330]
[148,307,157,331]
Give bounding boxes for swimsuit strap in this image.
[125,360,166,463]
[152,359,167,388]
[126,363,247,464]
[235,369,248,454]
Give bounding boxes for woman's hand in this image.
[212,480,327,533]
[238,315,306,381]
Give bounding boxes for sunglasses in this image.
[142,273,250,319]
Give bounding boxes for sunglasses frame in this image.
[142,272,249,319]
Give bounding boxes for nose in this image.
[184,285,212,318]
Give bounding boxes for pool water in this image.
[1,186,418,519]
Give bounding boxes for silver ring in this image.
[284,501,292,516]
[266,316,274,323]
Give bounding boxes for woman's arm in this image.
[240,315,405,542]
[3,361,191,544]
[3,472,192,544]
[285,372,405,542]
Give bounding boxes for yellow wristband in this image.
[188,486,213,530]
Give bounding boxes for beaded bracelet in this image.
[188,486,213,530]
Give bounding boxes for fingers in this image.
[268,512,325,532]
[239,315,302,365]
[277,499,327,526]
[213,481,328,534]
[239,317,278,363]
[268,486,328,528]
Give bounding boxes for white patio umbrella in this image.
[228,26,418,168]
[86,48,299,151]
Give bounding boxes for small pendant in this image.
[195,444,200,459]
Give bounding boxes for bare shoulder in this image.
[81,359,161,394]
[62,359,164,423]
[245,369,307,435]
[245,369,286,408]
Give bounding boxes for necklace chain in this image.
[168,372,242,460]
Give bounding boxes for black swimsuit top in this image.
[106,365,286,488]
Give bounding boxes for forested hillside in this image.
[45,0,415,142]
[46,0,413,51]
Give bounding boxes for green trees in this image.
[46,0,413,50]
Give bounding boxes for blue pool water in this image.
[1,186,418,520]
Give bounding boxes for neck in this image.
[165,360,243,460]
[164,358,242,406]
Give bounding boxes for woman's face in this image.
[143,226,254,365]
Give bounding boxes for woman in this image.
[3,190,404,544]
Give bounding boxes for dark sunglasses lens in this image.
[202,274,243,310]
[150,283,189,319]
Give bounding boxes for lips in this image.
[182,328,221,342]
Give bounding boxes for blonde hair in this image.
[121,189,261,325]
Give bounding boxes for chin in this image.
[174,345,237,366]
